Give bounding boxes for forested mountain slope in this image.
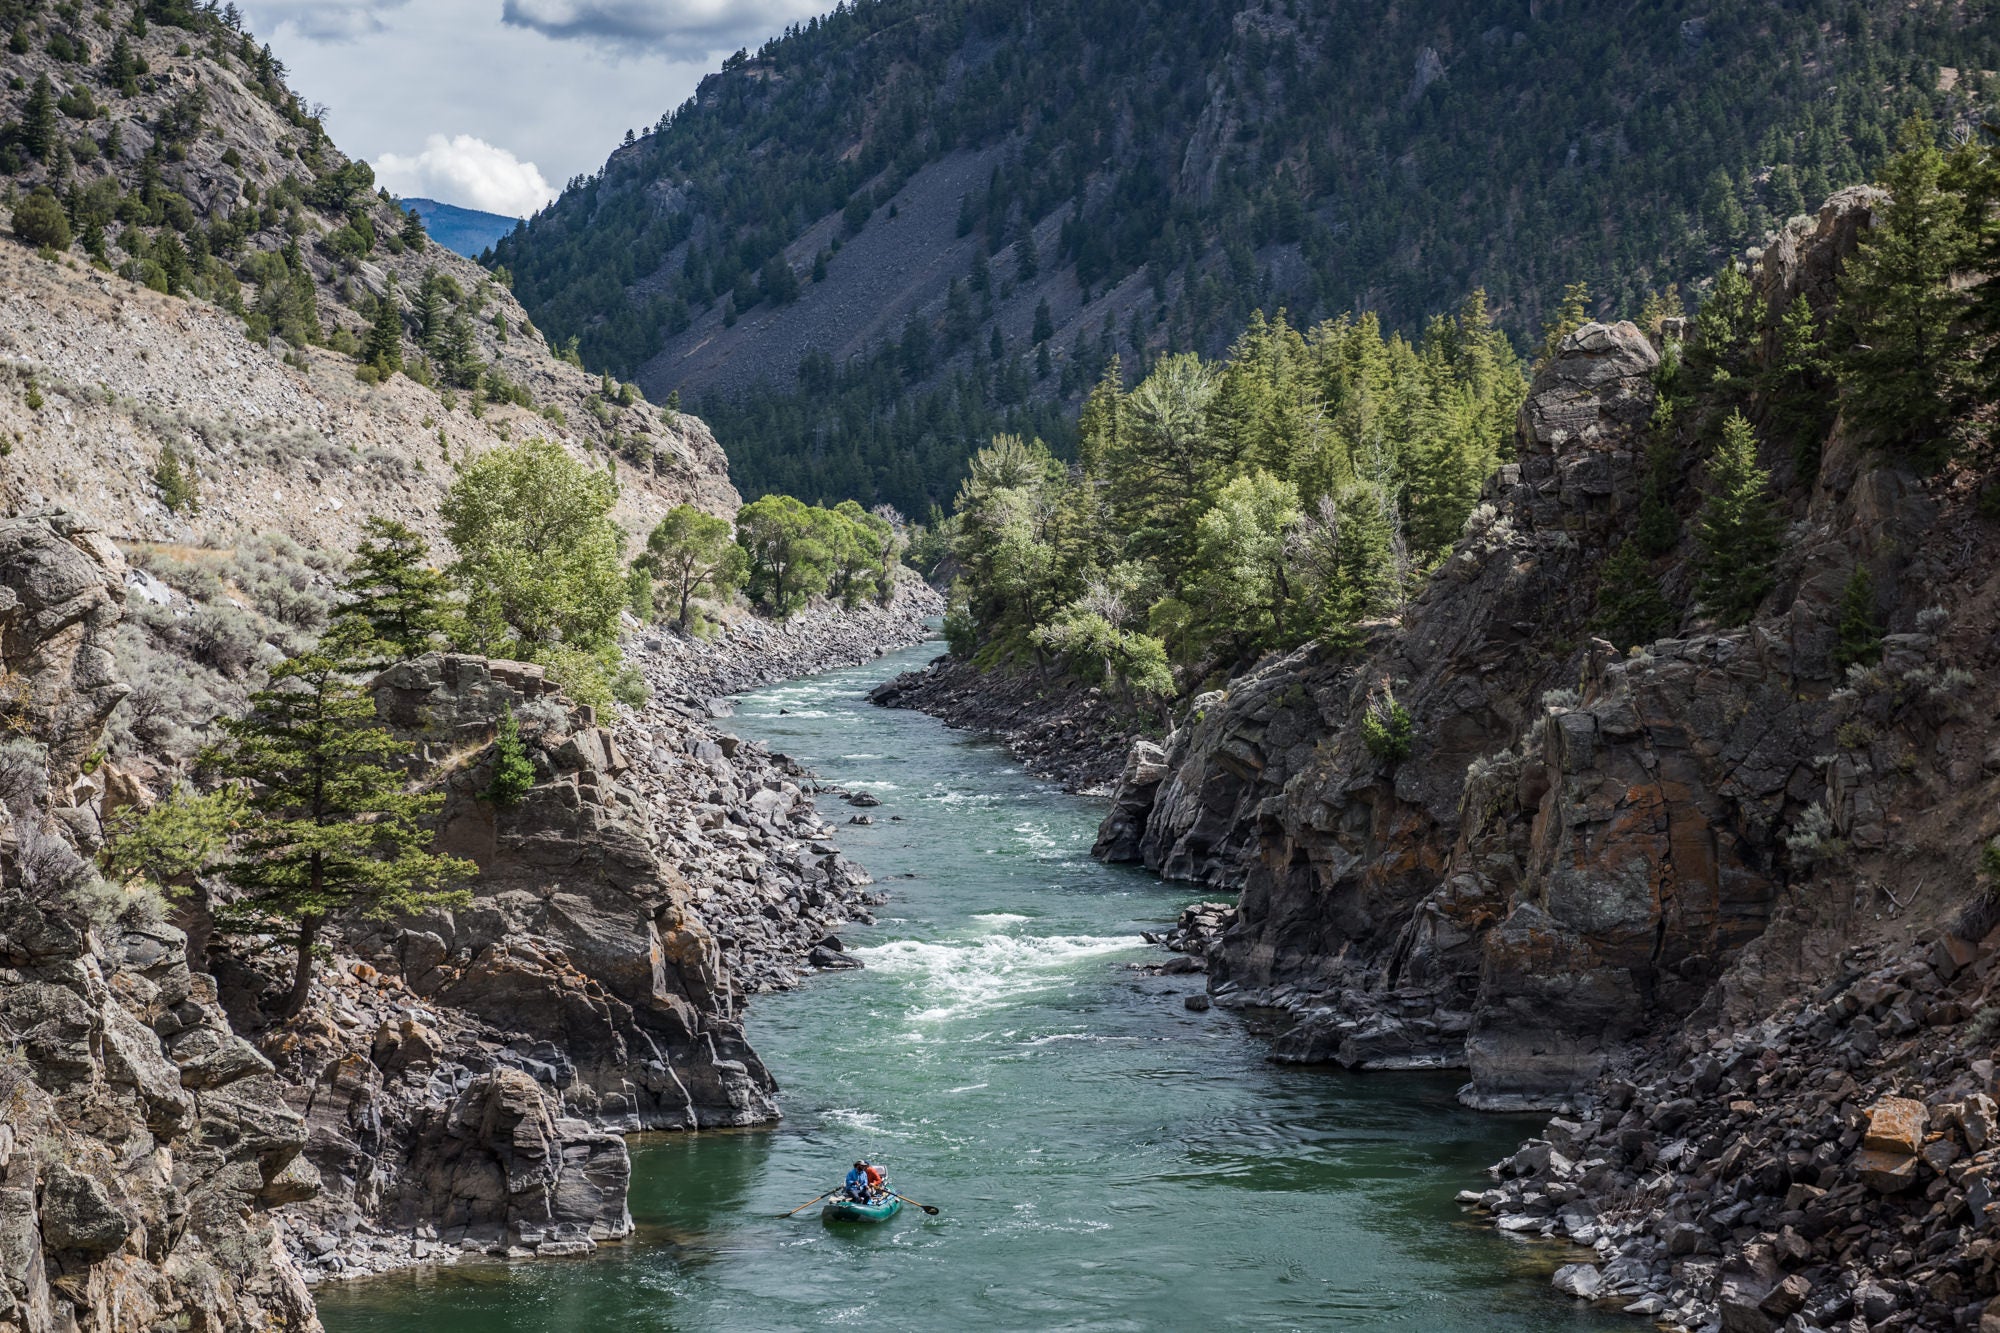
[496,0,1998,515]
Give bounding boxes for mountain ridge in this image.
[496,0,2000,515]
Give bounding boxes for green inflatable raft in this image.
[821,1194,903,1224]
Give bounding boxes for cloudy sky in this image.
[239,0,828,216]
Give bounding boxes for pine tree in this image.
[23,74,55,161]
[1534,281,1591,370]
[1687,261,1758,389]
[480,706,534,808]
[362,282,404,373]
[206,633,473,1017]
[1595,539,1674,650]
[334,516,451,660]
[154,442,199,515]
[105,33,140,95]
[400,207,426,251]
[1831,564,1884,669]
[1694,412,1783,626]
[1762,294,1834,477]
[1032,297,1054,346]
[1838,116,1971,455]
[414,271,444,353]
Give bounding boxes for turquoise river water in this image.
[318,641,1626,1332]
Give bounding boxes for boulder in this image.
[1551,1263,1602,1299]
[1862,1096,1928,1154]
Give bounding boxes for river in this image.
[318,641,1626,1332]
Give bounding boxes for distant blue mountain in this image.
[398,198,521,259]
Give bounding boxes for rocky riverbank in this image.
[639,575,943,703]
[0,512,948,1307]
[868,653,1143,794]
[265,588,941,1286]
[1473,927,2000,1332]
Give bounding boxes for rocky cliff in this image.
[0,512,320,1333]
[1089,186,2000,1326]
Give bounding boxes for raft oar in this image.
[892,1192,942,1216]
[779,1189,836,1218]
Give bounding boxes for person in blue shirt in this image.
[843,1161,869,1201]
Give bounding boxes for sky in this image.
[239,0,829,217]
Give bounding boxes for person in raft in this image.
[844,1162,870,1201]
[864,1161,887,1197]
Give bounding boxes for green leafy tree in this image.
[643,503,748,628]
[1694,412,1782,627]
[206,634,474,1017]
[442,439,628,665]
[1185,469,1300,663]
[1030,609,1173,711]
[735,493,838,618]
[1838,117,1971,454]
[336,516,451,660]
[1831,564,1884,669]
[11,189,72,250]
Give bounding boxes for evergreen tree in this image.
[1762,294,1835,477]
[335,516,450,660]
[1838,117,1971,455]
[1595,539,1674,650]
[23,74,56,161]
[1687,261,1758,389]
[206,633,473,1017]
[414,271,444,353]
[1831,563,1884,669]
[1635,399,1682,557]
[1694,412,1783,626]
[154,442,199,515]
[1534,281,1591,370]
[480,706,534,809]
[363,282,405,373]
[1032,297,1054,346]
[401,207,426,251]
[104,32,140,94]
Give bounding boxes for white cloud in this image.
[244,0,408,41]
[374,134,556,217]
[501,0,821,58]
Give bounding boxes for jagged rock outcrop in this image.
[254,640,895,1283]
[1093,184,1926,1114]
[0,513,319,1333]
